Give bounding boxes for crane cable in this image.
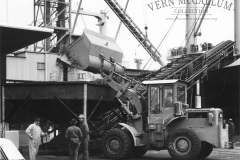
[142,13,179,70]
[143,0,148,26]
[156,13,179,51]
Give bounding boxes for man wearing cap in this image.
[228,118,235,149]
[65,118,83,160]
[79,114,89,160]
[26,117,47,160]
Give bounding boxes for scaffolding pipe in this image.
[72,0,83,33]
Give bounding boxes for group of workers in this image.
[25,114,89,160]
[25,112,236,160]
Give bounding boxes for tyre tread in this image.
[101,128,132,159]
[167,128,201,160]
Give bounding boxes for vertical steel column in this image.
[0,87,5,138]
[0,47,6,133]
[33,0,36,26]
[235,0,240,55]
[68,0,72,44]
[0,53,1,136]
[83,84,87,120]
[186,2,197,54]
[2,87,5,137]
[45,0,51,81]
[235,0,240,134]
[195,80,201,108]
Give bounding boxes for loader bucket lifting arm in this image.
[99,54,144,114]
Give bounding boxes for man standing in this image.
[79,114,89,160]
[65,118,83,160]
[228,118,235,149]
[25,118,47,160]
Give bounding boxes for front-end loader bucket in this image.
[59,28,124,73]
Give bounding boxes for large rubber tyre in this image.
[197,141,213,159]
[130,146,148,158]
[167,128,201,160]
[101,128,132,159]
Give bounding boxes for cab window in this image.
[163,86,173,108]
[177,85,185,103]
[150,86,160,114]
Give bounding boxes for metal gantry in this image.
[33,0,72,53]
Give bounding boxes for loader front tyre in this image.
[101,128,132,159]
[197,141,213,159]
[167,128,201,160]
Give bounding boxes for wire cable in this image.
[142,57,152,70]
[142,13,179,70]
[143,0,148,26]
[81,14,87,28]
[154,13,179,54]
[147,59,155,70]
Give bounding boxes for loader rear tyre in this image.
[101,128,132,159]
[167,128,201,160]
[197,141,213,159]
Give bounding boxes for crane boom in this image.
[104,0,165,67]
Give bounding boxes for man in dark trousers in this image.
[65,118,83,160]
[228,118,235,149]
[79,114,89,160]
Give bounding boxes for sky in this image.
[0,0,235,70]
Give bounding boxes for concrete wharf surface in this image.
[21,145,240,160]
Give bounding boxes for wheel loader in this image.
[62,29,229,160]
[99,76,229,160]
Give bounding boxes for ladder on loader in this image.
[104,0,165,67]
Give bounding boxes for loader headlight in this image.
[219,112,223,118]
[208,112,214,125]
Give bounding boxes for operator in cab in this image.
[164,92,173,107]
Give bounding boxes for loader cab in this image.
[142,80,188,118]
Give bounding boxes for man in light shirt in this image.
[26,118,47,160]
